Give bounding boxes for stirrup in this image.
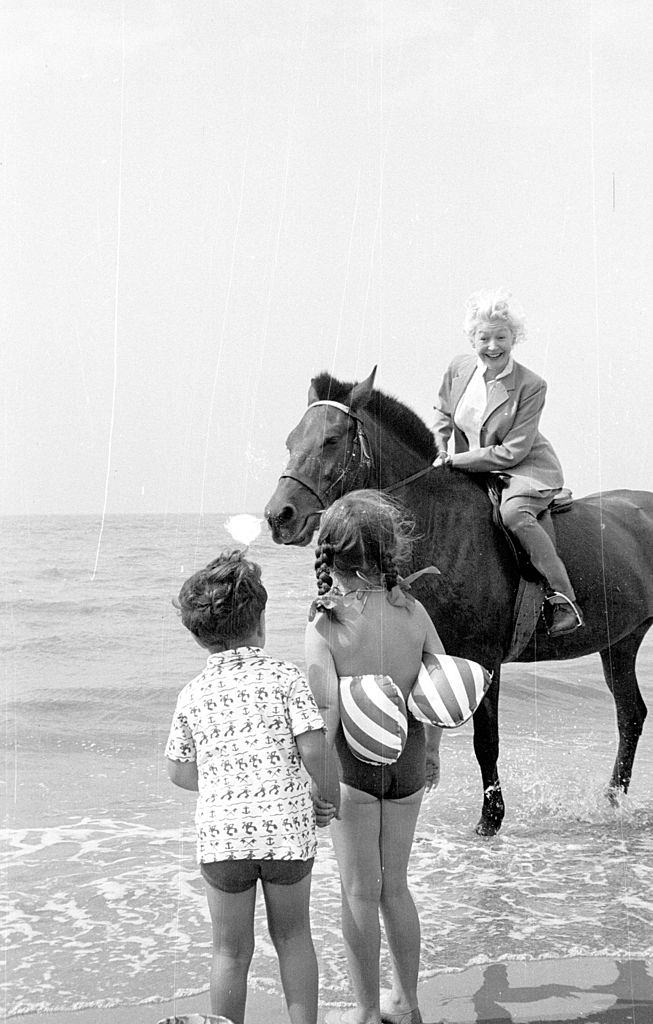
[542,591,584,636]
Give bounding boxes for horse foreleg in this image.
[472,666,505,836]
[599,621,650,802]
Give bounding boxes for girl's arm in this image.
[422,606,446,657]
[424,721,443,792]
[305,619,341,746]
[296,729,340,815]
[419,603,445,790]
[304,619,342,821]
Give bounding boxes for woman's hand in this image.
[433,451,452,468]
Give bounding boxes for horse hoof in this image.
[476,785,505,836]
[606,784,626,808]
[475,815,501,837]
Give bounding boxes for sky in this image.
[2,0,652,516]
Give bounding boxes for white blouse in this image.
[453,356,514,449]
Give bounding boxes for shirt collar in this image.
[207,645,263,665]
[476,355,514,380]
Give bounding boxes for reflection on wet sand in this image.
[418,956,653,1023]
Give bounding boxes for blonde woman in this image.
[432,288,583,637]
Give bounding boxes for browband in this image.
[307,399,362,420]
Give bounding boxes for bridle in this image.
[279,399,434,509]
[279,400,375,509]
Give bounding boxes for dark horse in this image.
[264,368,653,835]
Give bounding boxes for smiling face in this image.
[471,319,515,376]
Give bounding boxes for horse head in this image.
[265,367,439,545]
[264,368,378,545]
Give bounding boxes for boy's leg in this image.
[262,872,318,1024]
[378,790,423,1018]
[331,785,383,1023]
[203,877,257,1024]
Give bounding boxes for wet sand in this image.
[11,955,653,1023]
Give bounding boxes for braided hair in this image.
[314,541,335,596]
[175,549,267,648]
[313,490,414,598]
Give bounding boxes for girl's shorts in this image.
[200,857,314,893]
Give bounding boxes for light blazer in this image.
[432,353,564,491]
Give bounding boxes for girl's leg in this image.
[203,879,257,1024]
[331,785,383,1024]
[378,789,424,1017]
[263,872,318,1024]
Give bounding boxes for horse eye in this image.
[324,436,340,447]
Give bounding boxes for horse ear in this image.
[308,378,319,404]
[349,367,377,410]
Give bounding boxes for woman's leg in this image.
[378,789,424,1017]
[501,485,583,635]
[263,872,318,1024]
[500,486,575,597]
[331,785,384,1023]
[203,879,256,1024]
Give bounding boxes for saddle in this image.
[486,475,574,582]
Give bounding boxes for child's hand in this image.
[425,750,441,791]
[313,792,338,827]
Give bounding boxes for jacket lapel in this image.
[481,366,515,425]
[451,360,477,414]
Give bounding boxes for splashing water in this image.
[224,514,263,547]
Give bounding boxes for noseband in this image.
[280,400,375,509]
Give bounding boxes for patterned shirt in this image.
[165,646,325,863]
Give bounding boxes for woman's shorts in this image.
[335,711,425,800]
[200,857,314,894]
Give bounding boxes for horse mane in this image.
[311,372,438,461]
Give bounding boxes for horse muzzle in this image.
[264,479,323,546]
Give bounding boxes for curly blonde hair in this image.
[463,288,526,343]
[175,549,267,647]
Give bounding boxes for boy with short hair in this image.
[166,549,340,1024]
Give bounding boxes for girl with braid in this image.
[304,491,445,1024]
[165,549,340,1024]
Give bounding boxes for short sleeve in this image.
[287,668,326,737]
[165,703,197,763]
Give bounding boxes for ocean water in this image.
[2,514,653,1018]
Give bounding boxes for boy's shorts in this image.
[201,857,314,893]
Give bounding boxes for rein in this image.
[280,399,435,507]
[384,464,435,494]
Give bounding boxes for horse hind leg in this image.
[600,619,651,802]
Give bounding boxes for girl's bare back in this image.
[316,591,440,697]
